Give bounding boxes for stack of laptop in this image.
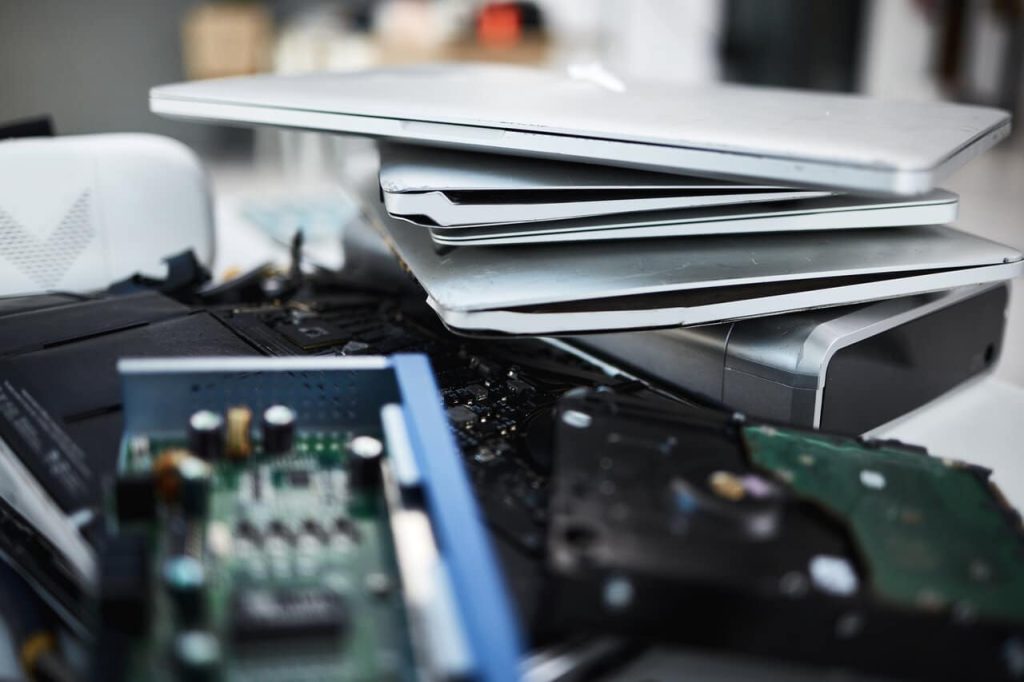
[377,142,960,246]
[151,63,1023,427]
[370,138,1014,337]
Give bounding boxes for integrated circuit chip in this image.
[231,588,348,642]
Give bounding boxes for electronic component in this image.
[260,404,295,455]
[178,456,211,518]
[98,356,521,682]
[172,630,220,682]
[187,410,224,461]
[348,435,383,490]
[743,425,1024,622]
[153,448,190,503]
[373,204,1022,336]
[574,283,1008,432]
[545,388,1024,681]
[162,555,206,626]
[114,473,156,523]
[151,63,1009,195]
[97,530,153,635]
[230,588,348,643]
[225,406,253,460]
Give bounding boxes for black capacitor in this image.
[261,404,296,455]
[187,410,224,461]
[163,555,206,626]
[172,630,220,682]
[179,456,212,518]
[347,435,383,490]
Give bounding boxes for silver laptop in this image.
[150,64,1021,336]
[363,198,1023,335]
[379,143,832,227]
[150,63,1010,195]
[378,144,959,244]
[422,191,960,245]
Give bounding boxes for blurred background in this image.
[8,0,1024,148]
[2,0,1023,380]
[3,0,1023,155]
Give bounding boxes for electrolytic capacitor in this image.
[261,405,296,455]
[179,456,212,518]
[347,436,384,490]
[187,410,224,461]
[172,630,220,682]
[225,406,253,460]
[163,555,206,626]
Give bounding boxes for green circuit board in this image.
[113,431,413,682]
[743,424,1024,624]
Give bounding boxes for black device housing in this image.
[544,388,1024,681]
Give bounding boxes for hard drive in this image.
[572,283,1009,433]
[545,388,1024,681]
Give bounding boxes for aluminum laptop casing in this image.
[379,143,831,226]
[378,142,799,193]
[422,191,960,245]
[150,63,1011,195]
[365,199,1023,335]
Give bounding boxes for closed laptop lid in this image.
[376,216,1021,314]
[379,143,830,227]
[421,190,958,241]
[378,143,793,192]
[151,63,1011,194]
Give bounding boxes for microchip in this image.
[231,588,347,642]
[98,530,153,634]
[466,384,489,401]
[446,405,478,426]
[286,470,311,487]
[507,379,534,396]
[114,473,157,522]
[277,321,352,351]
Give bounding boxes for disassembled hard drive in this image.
[545,388,1024,681]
